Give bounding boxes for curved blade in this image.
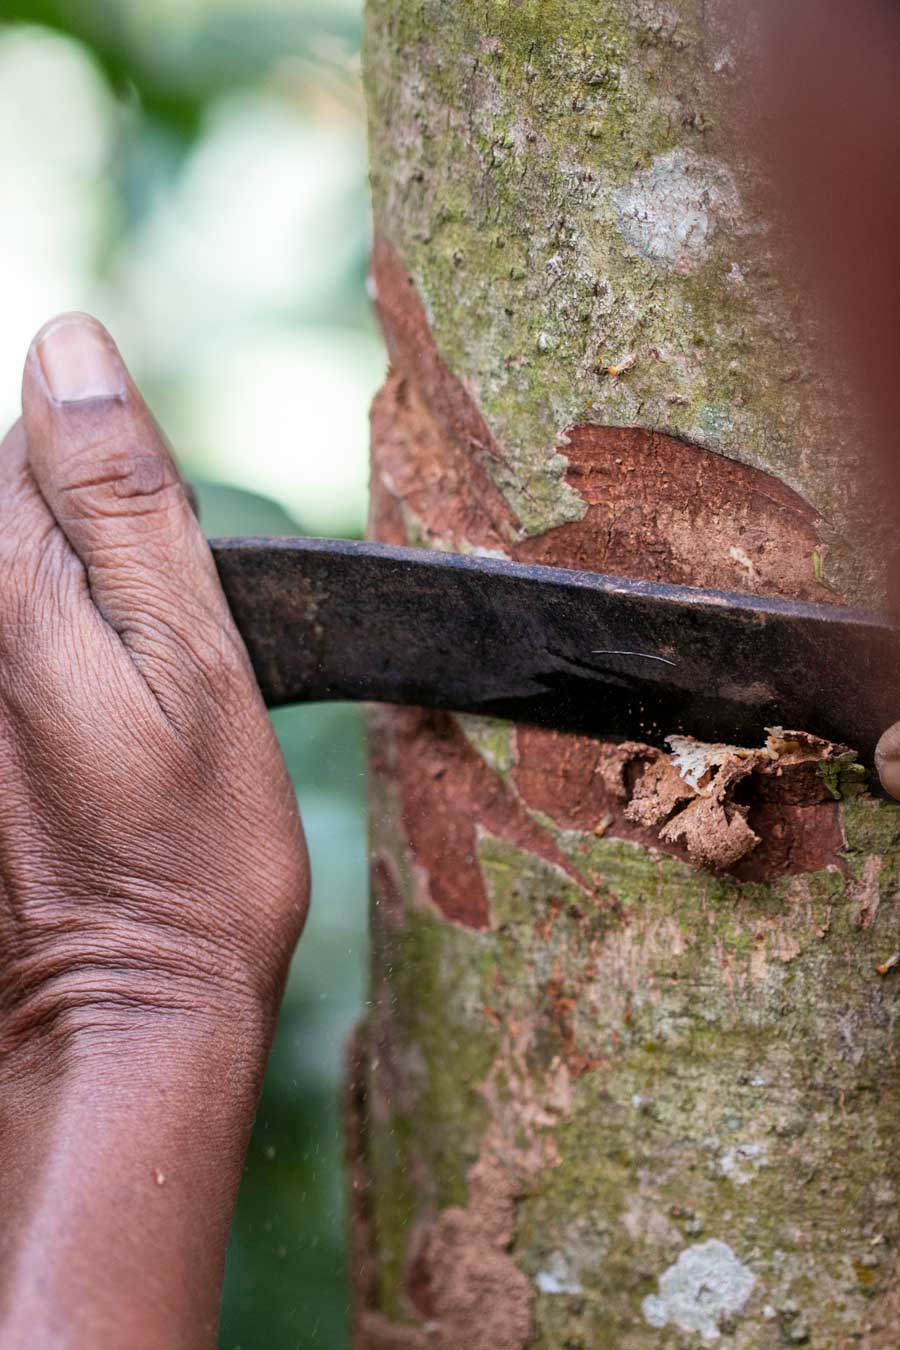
[210,536,899,764]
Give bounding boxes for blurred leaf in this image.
[1,1,362,137]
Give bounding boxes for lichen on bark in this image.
[364,0,889,601]
[356,1,900,1345]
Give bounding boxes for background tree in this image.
[353,3,900,1346]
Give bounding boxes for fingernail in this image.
[35,314,127,404]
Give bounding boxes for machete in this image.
[210,536,900,767]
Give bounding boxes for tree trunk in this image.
[350,4,900,1346]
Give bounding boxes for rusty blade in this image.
[210,536,899,765]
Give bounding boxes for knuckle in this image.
[120,600,260,730]
[59,445,186,523]
[184,627,262,732]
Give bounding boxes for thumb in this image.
[21,312,242,722]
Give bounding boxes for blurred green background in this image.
[0,2,378,1345]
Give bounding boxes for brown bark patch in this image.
[359,1149,542,1348]
[358,1311,429,1350]
[372,707,847,915]
[369,370,518,552]
[370,707,595,930]
[369,236,518,553]
[401,1160,531,1350]
[515,422,835,600]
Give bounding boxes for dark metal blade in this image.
[210,536,899,765]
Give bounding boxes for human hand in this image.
[0,313,309,1347]
[0,311,309,1047]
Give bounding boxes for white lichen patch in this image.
[460,542,512,562]
[535,1251,584,1296]
[666,727,809,796]
[613,148,742,275]
[728,544,758,582]
[666,735,761,796]
[719,1140,768,1185]
[642,1239,755,1341]
[631,0,684,45]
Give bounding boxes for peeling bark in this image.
[370,237,837,604]
[356,2,900,1345]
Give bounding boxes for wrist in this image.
[1,969,276,1109]
[0,979,275,1349]
[1,914,284,1069]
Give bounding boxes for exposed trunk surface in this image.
[351,4,900,1346]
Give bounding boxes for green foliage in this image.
[2,0,362,136]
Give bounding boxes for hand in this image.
[0,314,309,1348]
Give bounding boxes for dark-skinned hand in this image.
[0,313,309,1349]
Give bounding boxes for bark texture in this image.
[353,4,900,1346]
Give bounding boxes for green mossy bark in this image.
[365,753,900,1343]
[365,0,888,600]
[361,3,900,1344]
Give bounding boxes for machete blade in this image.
[210,536,899,766]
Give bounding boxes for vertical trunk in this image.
[351,4,900,1346]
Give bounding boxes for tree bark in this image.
[351,4,900,1346]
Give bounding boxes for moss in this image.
[368,823,900,1342]
[819,753,868,802]
[841,790,900,862]
[454,714,518,777]
[365,0,887,602]
[513,838,900,1345]
[367,907,501,1315]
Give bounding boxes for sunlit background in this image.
[0,2,378,1345]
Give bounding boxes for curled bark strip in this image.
[627,729,850,873]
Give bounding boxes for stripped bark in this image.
[352,4,900,1345]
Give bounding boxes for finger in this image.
[0,419,110,730]
[20,313,242,719]
[875,723,900,800]
[0,418,55,539]
[0,417,81,623]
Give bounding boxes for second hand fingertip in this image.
[30,314,127,407]
[875,724,900,800]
